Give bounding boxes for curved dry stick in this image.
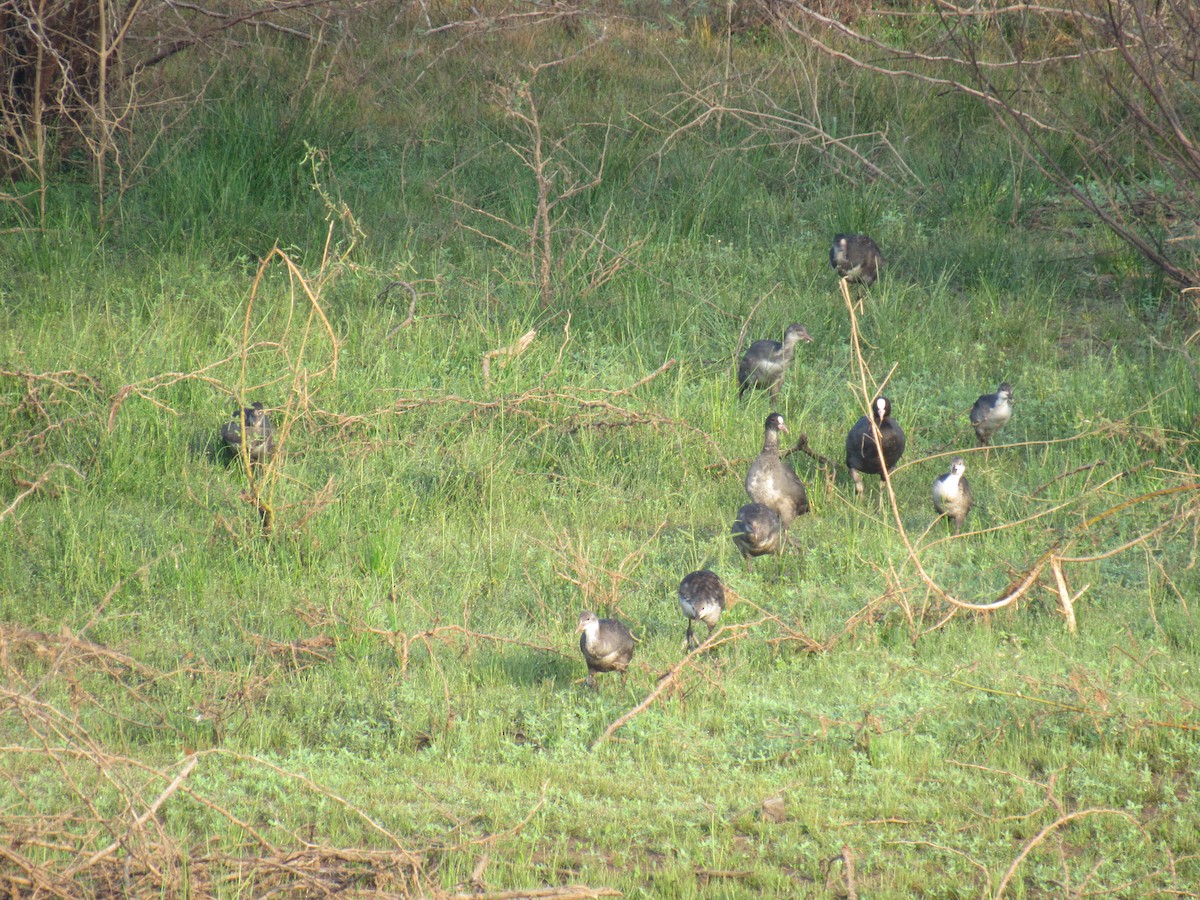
[0,464,82,523]
[842,285,1198,618]
[200,748,423,864]
[992,808,1140,899]
[71,755,198,874]
[733,286,777,360]
[591,617,771,749]
[382,280,420,339]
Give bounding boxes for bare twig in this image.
[0,464,82,522]
[382,280,420,338]
[992,809,1141,899]
[483,329,537,382]
[591,617,770,748]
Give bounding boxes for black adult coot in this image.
[737,323,813,401]
[731,502,783,566]
[677,570,726,650]
[830,234,883,287]
[970,382,1013,447]
[576,610,634,689]
[933,456,973,534]
[221,402,275,464]
[845,396,906,493]
[745,413,809,537]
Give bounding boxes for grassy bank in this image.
[1,5,1198,897]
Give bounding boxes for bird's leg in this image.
[785,533,806,578]
[685,621,697,652]
[850,468,865,495]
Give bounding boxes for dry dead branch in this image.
[447,888,621,900]
[543,519,668,619]
[591,616,771,749]
[360,615,575,675]
[777,1,1200,286]
[992,808,1142,899]
[0,464,82,522]
[482,329,537,382]
[382,280,421,338]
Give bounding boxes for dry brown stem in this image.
[482,329,538,382]
[544,519,668,618]
[992,808,1141,899]
[591,616,771,749]
[381,279,420,338]
[841,283,1200,629]
[446,888,621,900]
[1,623,156,680]
[0,463,82,522]
[360,612,574,675]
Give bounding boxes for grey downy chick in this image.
[970,382,1013,447]
[737,323,813,401]
[745,413,810,534]
[576,610,634,689]
[932,456,973,534]
[677,570,726,650]
[730,502,783,567]
[221,402,275,464]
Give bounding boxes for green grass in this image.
[1,6,1198,897]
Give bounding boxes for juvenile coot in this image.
[221,402,275,464]
[745,413,810,532]
[731,502,783,566]
[677,570,726,650]
[845,396,906,494]
[576,610,634,689]
[970,382,1013,447]
[830,234,883,287]
[737,323,813,401]
[932,456,973,534]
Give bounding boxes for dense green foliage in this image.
[2,8,1198,897]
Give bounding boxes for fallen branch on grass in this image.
[448,887,621,900]
[0,464,82,522]
[992,808,1141,900]
[360,621,574,674]
[591,617,771,749]
[1,623,156,679]
[382,280,420,339]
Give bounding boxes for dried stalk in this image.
[482,329,537,382]
[591,617,770,749]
